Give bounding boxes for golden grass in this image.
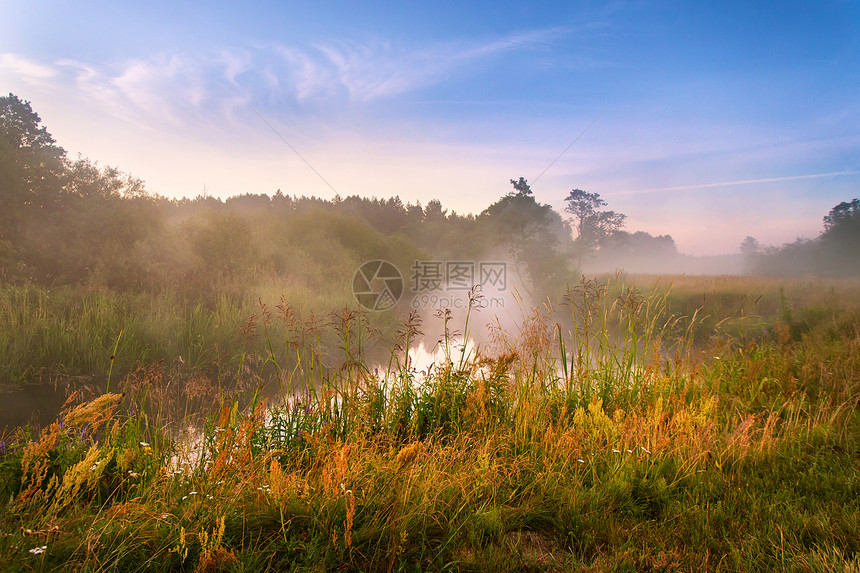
[1,275,858,571]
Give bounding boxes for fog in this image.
[582,231,744,276]
[2,93,860,429]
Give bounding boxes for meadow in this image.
[0,274,859,572]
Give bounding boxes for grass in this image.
[0,274,858,571]
[0,279,381,391]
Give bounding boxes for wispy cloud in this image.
[2,27,574,129]
[462,26,570,58]
[271,45,339,102]
[50,55,211,129]
[0,53,57,86]
[307,27,573,102]
[616,170,860,195]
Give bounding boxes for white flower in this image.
[577,459,585,463]
[29,545,47,555]
[641,447,651,454]
[612,448,621,453]
[139,442,150,447]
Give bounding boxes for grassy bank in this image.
[0,280,396,390]
[0,276,858,571]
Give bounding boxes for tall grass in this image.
[0,281,373,389]
[0,275,858,571]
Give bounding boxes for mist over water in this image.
[2,93,860,437]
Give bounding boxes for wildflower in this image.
[29,545,47,555]
[578,459,585,463]
[612,448,621,453]
[641,447,651,454]
[626,449,633,453]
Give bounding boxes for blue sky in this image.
[2,1,858,255]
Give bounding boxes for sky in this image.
[1,1,858,255]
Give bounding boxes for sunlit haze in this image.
[2,0,858,255]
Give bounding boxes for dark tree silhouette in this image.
[820,198,860,275]
[823,199,860,234]
[510,177,532,196]
[563,189,625,263]
[0,93,67,240]
[480,178,572,296]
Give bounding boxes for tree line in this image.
[740,199,860,277]
[2,92,858,297]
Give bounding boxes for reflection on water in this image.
[0,305,489,435]
[0,378,106,430]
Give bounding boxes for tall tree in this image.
[510,177,532,196]
[820,198,860,275]
[563,189,625,263]
[822,198,860,234]
[480,177,572,296]
[0,94,66,241]
[739,236,761,275]
[740,236,760,257]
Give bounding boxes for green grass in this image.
[0,275,858,571]
[0,280,383,390]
